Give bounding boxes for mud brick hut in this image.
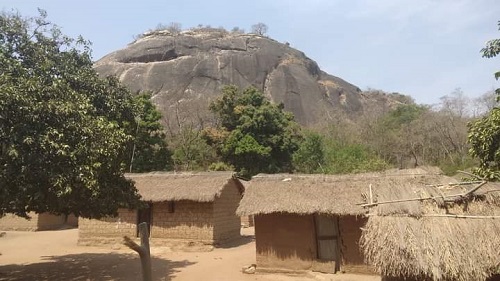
[0,212,77,231]
[78,172,245,246]
[361,179,500,281]
[236,168,463,275]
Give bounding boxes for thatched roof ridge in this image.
[361,181,500,281]
[126,171,244,202]
[237,167,449,216]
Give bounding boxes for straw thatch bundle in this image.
[236,167,446,216]
[361,181,500,281]
[126,171,244,202]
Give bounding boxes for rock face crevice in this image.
[95,29,402,127]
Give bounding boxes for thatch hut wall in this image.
[78,209,137,246]
[255,213,319,273]
[237,168,465,275]
[78,172,245,247]
[253,212,371,274]
[361,181,500,281]
[0,212,69,231]
[213,179,244,243]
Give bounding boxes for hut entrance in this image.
[137,203,152,237]
[314,214,341,272]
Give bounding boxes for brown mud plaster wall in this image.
[213,183,242,243]
[78,209,136,245]
[255,213,317,272]
[151,201,214,242]
[339,215,374,274]
[0,212,66,231]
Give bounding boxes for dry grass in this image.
[361,181,500,281]
[237,167,447,216]
[126,172,244,202]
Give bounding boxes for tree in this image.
[0,10,141,218]
[165,22,182,34]
[128,93,172,172]
[371,104,427,167]
[481,20,500,98]
[251,22,268,36]
[439,88,470,118]
[467,108,500,180]
[468,20,500,180]
[205,85,301,178]
[292,131,325,173]
[472,90,499,117]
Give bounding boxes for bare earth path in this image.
[0,228,379,281]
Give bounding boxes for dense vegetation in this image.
[204,86,301,178]
[0,10,169,218]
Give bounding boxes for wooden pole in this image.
[366,213,500,219]
[368,184,373,204]
[124,222,152,281]
[358,181,488,208]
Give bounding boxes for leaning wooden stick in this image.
[124,222,152,281]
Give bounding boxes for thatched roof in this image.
[236,167,449,216]
[126,172,244,202]
[361,180,500,281]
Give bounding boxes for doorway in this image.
[314,214,341,272]
[137,203,152,237]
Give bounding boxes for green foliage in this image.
[208,161,234,171]
[468,108,500,180]
[481,20,500,99]
[467,21,500,180]
[323,140,388,174]
[381,104,427,129]
[207,85,301,178]
[128,93,172,172]
[293,131,325,173]
[0,10,141,218]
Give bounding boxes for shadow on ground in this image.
[0,252,195,281]
[216,232,255,249]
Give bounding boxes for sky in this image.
[2,0,499,105]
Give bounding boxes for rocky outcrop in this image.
[95,29,403,127]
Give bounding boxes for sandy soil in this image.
[0,228,380,281]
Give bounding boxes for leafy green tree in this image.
[206,85,301,178]
[468,21,500,180]
[468,108,500,180]
[128,93,172,172]
[293,131,325,173]
[0,10,141,218]
[481,20,500,98]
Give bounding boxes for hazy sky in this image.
[2,0,499,105]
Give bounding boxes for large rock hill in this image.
[94,28,406,127]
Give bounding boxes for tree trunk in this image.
[123,222,152,281]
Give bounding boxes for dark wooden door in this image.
[137,203,152,237]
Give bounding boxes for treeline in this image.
[160,86,496,177]
[136,22,269,39]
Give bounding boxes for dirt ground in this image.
[0,227,380,281]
